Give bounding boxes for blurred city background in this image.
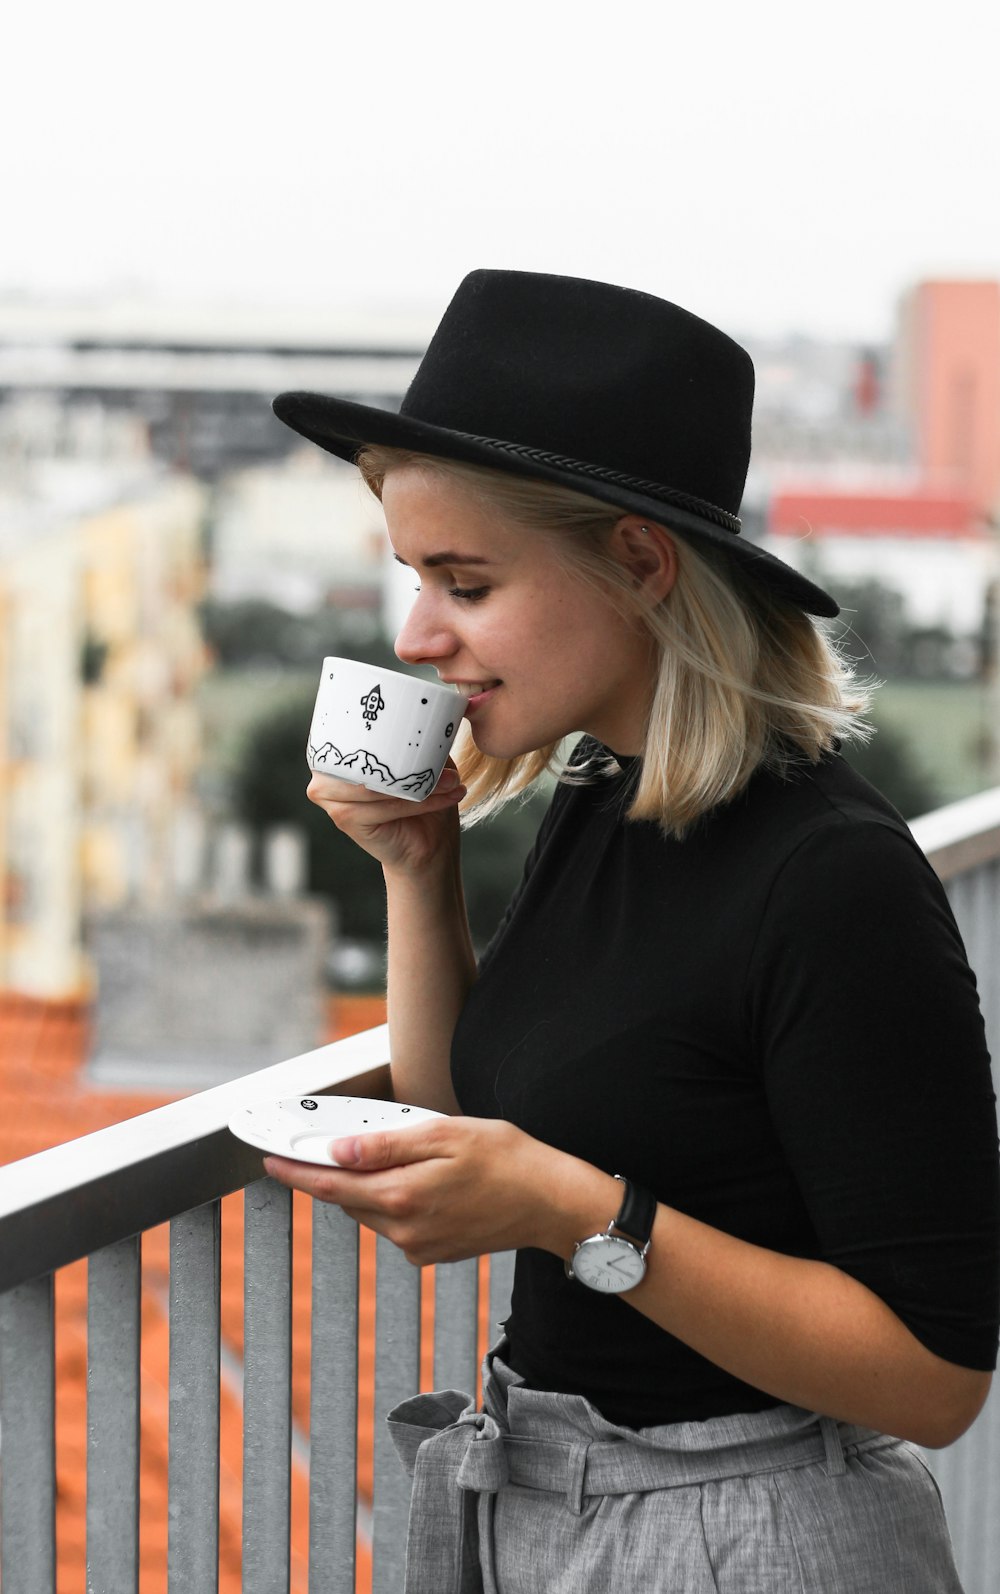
[2,277,999,1082]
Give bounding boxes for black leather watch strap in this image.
[612,1175,657,1246]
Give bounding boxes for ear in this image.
[611,517,679,604]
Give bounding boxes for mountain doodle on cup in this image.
[308,740,438,800]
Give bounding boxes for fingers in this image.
[261,1123,457,1228]
[261,1153,350,1198]
[306,770,466,834]
[306,772,378,804]
[329,1123,451,1170]
[261,1154,388,1211]
[262,1122,451,1191]
[307,767,462,806]
[261,1152,435,1241]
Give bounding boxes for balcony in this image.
[2,788,1000,1594]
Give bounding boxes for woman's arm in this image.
[382,855,476,1114]
[539,1156,992,1450]
[264,1117,990,1449]
[308,764,475,1114]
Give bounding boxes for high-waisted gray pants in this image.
[388,1344,964,1593]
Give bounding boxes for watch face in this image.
[571,1235,646,1293]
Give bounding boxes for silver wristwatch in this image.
[565,1175,656,1294]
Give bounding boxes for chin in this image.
[468,724,543,762]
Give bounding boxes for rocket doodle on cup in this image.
[306,657,469,801]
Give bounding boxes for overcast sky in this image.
[3,0,997,344]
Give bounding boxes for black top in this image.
[451,740,1000,1428]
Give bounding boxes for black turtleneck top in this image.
[450,741,1000,1428]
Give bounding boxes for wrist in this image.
[383,837,462,892]
[533,1156,622,1260]
[564,1176,657,1294]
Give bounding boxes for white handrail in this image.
[0,1025,388,1211]
[910,786,1000,881]
[0,1024,389,1291]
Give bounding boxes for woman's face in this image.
[384,467,658,759]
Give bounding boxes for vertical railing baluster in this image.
[488,1250,515,1347]
[87,1236,141,1593]
[975,861,1000,1056]
[0,1276,57,1593]
[308,1202,360,1594]
[168,1201,221,1594]
[242,1179,293,1594]
[433,1259,479,1394]
[929,861,1000,1594]
[371,1236,420,1594]
[948,863,1000,1059]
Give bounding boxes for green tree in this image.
[200,598,389,669]
[841,721,941,819]
[831,578,910,677]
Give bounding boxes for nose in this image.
[394,591,457,669]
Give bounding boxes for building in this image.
[895,281,1000,516]
[748,281,1000,706]
[208,451,386,619]
[0,467,208,996]
[0,295,422,638]
[747,333,910,479]
[764,484,995,647]
[0,297,427,478]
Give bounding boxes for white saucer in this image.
[228,1094,445,1166]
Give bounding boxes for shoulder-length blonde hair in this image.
[358,445,873,837]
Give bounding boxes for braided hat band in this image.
[453,435,743,536]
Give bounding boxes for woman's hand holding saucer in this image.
[263,1116,615,1268]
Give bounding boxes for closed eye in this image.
[449,585,490,602]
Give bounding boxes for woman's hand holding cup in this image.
[306,760,466,877]
[305,656,470,876]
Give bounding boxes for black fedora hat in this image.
[272,269,838,618]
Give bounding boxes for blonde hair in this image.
[358,446,874,837]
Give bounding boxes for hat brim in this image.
[272,390,839,619]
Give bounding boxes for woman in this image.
[266,270,1000,1592]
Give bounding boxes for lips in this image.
[439,678,502,718]
[464,683,501,715]
[448,680,501,696]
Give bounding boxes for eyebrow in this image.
[393,551,493,569]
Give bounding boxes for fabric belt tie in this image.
[388,1391,503,1594]
[387,1385,898,1594]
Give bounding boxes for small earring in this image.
[640,525,650,534]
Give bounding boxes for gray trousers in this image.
[388,1343,964,1593]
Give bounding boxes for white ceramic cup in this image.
[306,657,469,801]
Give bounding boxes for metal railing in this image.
[910,788,1000,1594]
[0,1021,513,1593]
[1,785,999,1593]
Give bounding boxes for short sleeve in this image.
[748,819,1000,1370]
